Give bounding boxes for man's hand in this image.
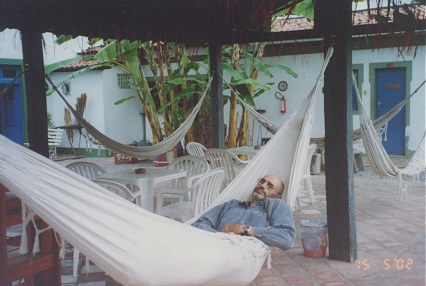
[220,224,254,236]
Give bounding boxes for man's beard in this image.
[252,189,266,201]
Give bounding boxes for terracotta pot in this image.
[113,152,138,165]
[153,147,177,167]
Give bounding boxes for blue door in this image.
[375,68,406,155]
[0,66,24,145]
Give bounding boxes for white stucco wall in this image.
[101,69,146,144]
[48,71,106,150]
[0,29,88,63]
[48,68,148,151]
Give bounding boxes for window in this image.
[117,73,132,89]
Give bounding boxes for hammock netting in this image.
[0,48,334,285]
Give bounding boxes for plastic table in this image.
[97,167,186,212]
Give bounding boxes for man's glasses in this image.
[257,177,282,195]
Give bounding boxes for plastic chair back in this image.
[191,168,225,217]
[186,142,207,157]
[48,128,64,159]
[65,162,106,180]
[166,155,209,189]
[91,179,135,202]
[204,149,240,186]
[159,168,225,222]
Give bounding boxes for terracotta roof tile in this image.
[58,59,102,71]
[272,5,425,32]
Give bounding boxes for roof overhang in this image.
[1,1,423,47]
[0,0,295,45]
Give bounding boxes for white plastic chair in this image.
[155,155,209,210]
[295,143,317,210]
[48,128,64,159]
[91,179,136,202]
[156,168,225,222]
[65,161,106,179]
[166,155,209,189]
[204,148,249,186]
[186,142,207,157]
[65,162,106,277]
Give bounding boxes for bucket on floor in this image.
[300,220,328,258]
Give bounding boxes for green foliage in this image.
[222,44,298,108]
[47,112,55,128]
[292,0,316,19]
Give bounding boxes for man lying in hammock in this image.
[192,174,296,250]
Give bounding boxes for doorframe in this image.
[0,59,27,143]
[368,61,412,156]
[352,63,364,116]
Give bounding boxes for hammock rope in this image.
[45,75,212,159]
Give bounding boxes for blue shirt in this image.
[191,198,296,250]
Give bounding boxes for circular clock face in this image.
[278,81,288,91]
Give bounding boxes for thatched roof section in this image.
[0,0,295,45]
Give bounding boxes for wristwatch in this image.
[243,225,251,236]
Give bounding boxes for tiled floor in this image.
[252,175,425,286]
[56,156,425,286]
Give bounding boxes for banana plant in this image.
[47,39,209,144]
[222,43,298,148]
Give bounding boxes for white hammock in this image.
[0,135,269,286]
[46,75,211,159]
[188,46,334,220]
[0,48,333,285]
[353,73,426,198]
[240,77,424,149]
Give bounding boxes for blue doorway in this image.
[375,67,406,155]
[0,66,24,145]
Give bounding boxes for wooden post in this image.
[21,29,49,158]
[316,0,358,262]
[209,41,225,148]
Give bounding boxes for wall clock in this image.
[62,82,71,95]
[278,80,288,92]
